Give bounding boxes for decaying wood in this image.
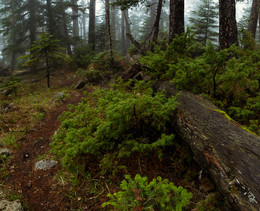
[126,33,146,55]
[154,81,260,211]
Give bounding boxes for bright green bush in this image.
[140,31,260,135]
[102,174,193,211]
[50,81,178,174]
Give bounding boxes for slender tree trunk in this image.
[9,0,16,69]
[169,0,185,43]
[29,0,36,47]
[121,10,126,56]
[150,0,157,33]
[45,52,50,88]
[123,9,131,50]
[46,0,55,36]
[151,0,163,49]
[248,0,259,39]
[105,0,113,65]
[111,3,116,48]
[72,0,79,48]
[82,12,87,40]
[29,0,37,71]
[60,0,72,55]
[89,0,96,50]
[219,0,238,49]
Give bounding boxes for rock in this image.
[34,159,58,170]
[74,81,86,90]
[0,148,12,156]
[0,200,23,211]
[54,92,65,100]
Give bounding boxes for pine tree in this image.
[189,0,218,45]
[20,33,70,88]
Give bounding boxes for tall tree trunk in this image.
[59,0,72,55]
[111,3,116,48]
[123,9,131,50]
[219,0,238,49]
[29,0,36,47]
[46,0,55,36]
[29,0,37,71]
[169,0,185,43]
[82,12,87,40]
[151,0,163,50]
[88,0,96,50]
[9,0,16,69]
[121,10,126,56]
[72,0,79,48]
[105,0,113,65]
[150,0,157,33]
[248,0,259,39]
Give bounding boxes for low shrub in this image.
[50,81,178,175]
[102,174,193,210]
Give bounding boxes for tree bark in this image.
[59,0,72,55]
[219,0,238,49]
[247,0,259,39]
[72,0,79,48]
[121,10,126,56]
[105,0,113,65]
[123,9,131,50]
[46,0,55,36]
[154,81,260,211]
[151,0,163,50]
[150,0,157,34]
[169,0,184,43]
[88,0,96,50]
[126,33,146,55]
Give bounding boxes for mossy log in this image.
[154,81,260,211]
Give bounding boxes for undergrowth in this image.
[50,80,178,176]
[140,31,260,135]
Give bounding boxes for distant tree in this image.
[105,0,114,64]
[121,10,127,55]
[169,0,185,43]
[20,33,70,88]
[247,0,259,39]
[219,0,238,49]
[189,0,218,45]
[88,0,96,50]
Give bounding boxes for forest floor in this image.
[0,68,227,210]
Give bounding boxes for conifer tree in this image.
[20,33,70,88]
[189,0,218,45]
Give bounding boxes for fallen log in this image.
[154,81,260,211]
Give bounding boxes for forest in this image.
[0,0,259,210]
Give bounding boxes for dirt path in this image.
[4,91,86,210]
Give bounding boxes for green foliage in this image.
[102,174,192,210]
[19,33,71,87]
[140,30,204,79]
[0,76,22,97]
[189,0,218,45]
[71,45,95,68]
[140,32,260,135]
[20,33,70,67]
[50,81,178,175]
[77,51,124,84]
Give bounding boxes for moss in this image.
[214,109,257,136]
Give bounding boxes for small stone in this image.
[0,200,23,211]
[34,159,58,170]
[54,92,65,100]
